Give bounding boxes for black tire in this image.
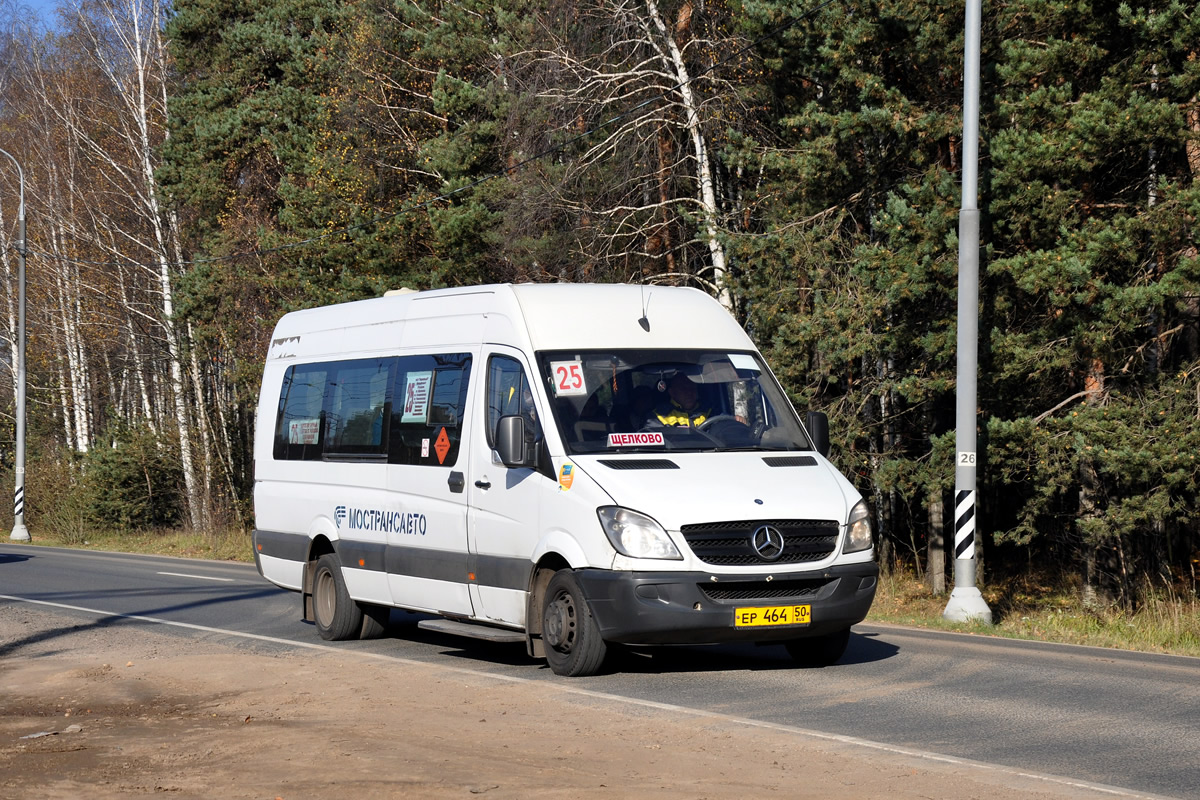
[312,553,364,641]
[542,570,607,677]
[784,628,851,667]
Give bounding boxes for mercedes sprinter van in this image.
[253,283,877,676]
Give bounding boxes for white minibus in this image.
[252,283,877,676]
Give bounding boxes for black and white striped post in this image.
[943,0,991,623]
[1,147,30,543]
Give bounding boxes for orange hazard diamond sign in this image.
[434,427,451,464]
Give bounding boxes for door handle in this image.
[474,479,491,490]
[448,471,465,493]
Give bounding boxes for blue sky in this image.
[11,0,66,28]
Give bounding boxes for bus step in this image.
[418,618,526,643]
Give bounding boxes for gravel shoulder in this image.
[1,603,1136,799]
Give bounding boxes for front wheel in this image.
[784,628,851,667]
[541,570,607,677]
[312,553,364,641]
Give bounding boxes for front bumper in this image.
[575,562,878,645]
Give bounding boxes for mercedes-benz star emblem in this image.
[751,525,785,561]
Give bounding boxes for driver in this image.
[653,373,711,428]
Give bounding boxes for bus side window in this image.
[487,355,540,448]
[273,364,328,461]
[323,359,393,457]
[389,353,472,467]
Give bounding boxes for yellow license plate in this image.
[734,604,811,628]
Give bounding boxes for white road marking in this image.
[0,592,1174,800]
[156,571,236,582]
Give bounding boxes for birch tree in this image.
[511,0,751,305]
[71,0,207,529]
[12,0,208,527]
[6,31,96,454]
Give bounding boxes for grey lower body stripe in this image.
[470,553,535,593]
[254,529,310,562]
[254,529,531,591]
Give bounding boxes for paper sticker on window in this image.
[289,419,320,445]
[728,353,759,372]
[607,432,665,447]
[559,463,575,491]
[550,360,588,397]
[401,371,433,423]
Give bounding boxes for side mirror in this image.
[805,411,830,458]
[496,415,537,468]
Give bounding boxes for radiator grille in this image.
[680,519,839,566]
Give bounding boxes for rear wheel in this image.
[312,553,364,641]
[542,570,607,677]
[784,628,851,667]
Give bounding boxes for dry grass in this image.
[869,569,1200,657]
[20,527,253,563]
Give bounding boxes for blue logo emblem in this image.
[334,506,347,528]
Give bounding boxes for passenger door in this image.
[383,352,476,616]
[466,347,550,625]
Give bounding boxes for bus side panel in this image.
[256,550,305,591]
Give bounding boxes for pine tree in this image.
[984,0,1200,602]
[731,0,967,571]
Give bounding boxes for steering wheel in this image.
[697,414,742,432]
[697,415,755,446]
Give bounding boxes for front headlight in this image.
[844,499,873,554]
[597,506,683,560]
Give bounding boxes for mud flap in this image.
[302,560,315,622]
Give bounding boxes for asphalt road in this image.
[3,543,1199,799]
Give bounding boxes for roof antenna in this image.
[638,285,651,332]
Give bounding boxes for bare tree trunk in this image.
[1080,358,1108,607]
[53,217,92,452]
[517,0,746,303]
[641,0,730,308]
[101,349,120,421]
[118,264,157,430]
[927,490,946,595]
[61,0,206,529]
[42,173,91,453]
[1186,81,1200,180]
[655,128,677,274]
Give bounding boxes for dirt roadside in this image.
[1,603,1131,800]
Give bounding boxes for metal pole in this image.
[943,0,990,622]
[0,148,29,543]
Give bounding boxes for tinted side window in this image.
[324,358,394,457]
[273,364,329,461]
[389,353,472,467]
[273,354,471,464]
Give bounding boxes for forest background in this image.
[0,0,1198,611]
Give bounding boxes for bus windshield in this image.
[536,349,814,455]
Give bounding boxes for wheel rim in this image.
[544,591,576,652]
[314,568,336,629]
